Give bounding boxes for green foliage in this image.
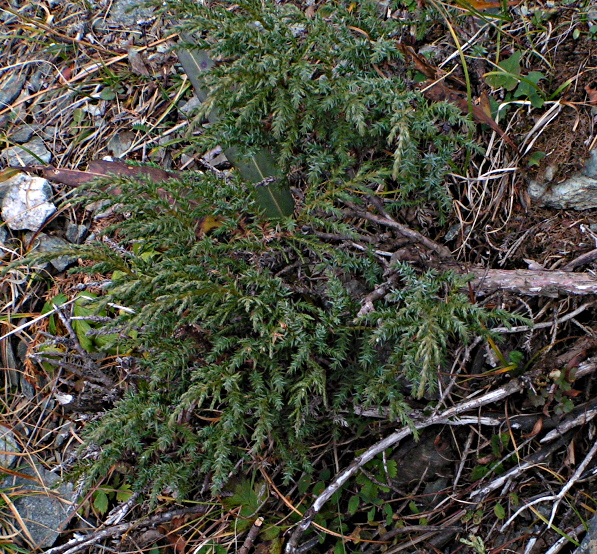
[360,264,510,401]
[168,0,475,218]
[485,51,546,108]
[56,170,514,499]
[21,0,520,501]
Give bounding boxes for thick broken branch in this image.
[469,268,597,297]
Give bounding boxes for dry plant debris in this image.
[1,1,597,553]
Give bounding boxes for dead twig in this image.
[285,378,523,553]
[342,201,454,261]
[42,505,211,554]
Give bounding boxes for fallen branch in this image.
[469,268,597,297]
[42,505,211,554]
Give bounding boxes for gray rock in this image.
[1,173,56,231]
[581,148,597,179]
[528,149,597,210]
[0,74,26,109]
[28,63,54,94]
[179,94,202,117]
[0,425,19,468]
[528,175,597,210]
[1,136,51,166]
[106,0,154,27]
[107,131,135,157]
[574,507,597,553]
[24,232,76,271]
[10,124,39,143]
[65,222,89,244]
[0,463,75,548]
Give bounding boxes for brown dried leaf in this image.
[17,159,179,187]
[420,80,518,151]
[397,44,437,80]
[522,417,543,438]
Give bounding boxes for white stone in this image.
[1,173,56,231]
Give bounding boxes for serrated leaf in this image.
[116,483,133,502]
[471,464,489,481]
[93,489,109,515]
[385,459,398,479]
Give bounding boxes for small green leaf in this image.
[318,468,331,481]
[312,481,325,496]
[262,525,281,541]
[297,474,311,495]
[527,151,546,167]
[494,503,506,520]
[333,541,346,554]
[386,459,398,479]
[93,489,109,515]
[384,503,393,526]
[347,495,360,515]
[471,465,489,481]
[116,483,133,502]
[100,88,116,101]
[367,506,376,522]
[485,51,522,91]
[473,509,484,525]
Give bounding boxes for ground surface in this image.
[2,1,597,553]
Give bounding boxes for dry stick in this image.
[238,517,264,554]
[469,434,571,505]
[469,268,597,296]
[342,202,453,260]
[470,360,597,504]
[541,396,597,444]
[562,248,597,271]
[490,301,595,334]
[284,378,522,553]
[498,438,597,533]
[53,303,114,387]
[42,505,211,554]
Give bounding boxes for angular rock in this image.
[65,222,89,244]
[10,124,39,143]
[528,150,597,210]
[1,136,51,166]
[0,74,26,109]
[106,0,155,27]
[1,173,56,231]
[24,232,76,271]
[0,463,75,548]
